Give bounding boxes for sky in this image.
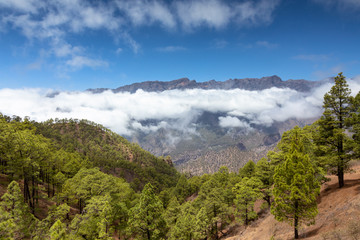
[0,0,360,91]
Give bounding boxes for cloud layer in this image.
[1,77,360,136]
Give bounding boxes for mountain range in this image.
[88,76,326,175]
[88,75,322,93]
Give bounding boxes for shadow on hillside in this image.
[318,178,360,204]
[300,226,322,239]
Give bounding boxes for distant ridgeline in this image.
[88,75,323,93]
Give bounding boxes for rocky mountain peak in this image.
[88,75,319,94]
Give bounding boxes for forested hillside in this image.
[33,118,178,191]
[0,73,360,239]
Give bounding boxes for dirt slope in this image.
[225,163,360,240]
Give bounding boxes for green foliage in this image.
[0,181,36,239]
[271,127,320,239]
[193,207,209,240]
[62,167,133,217]
[164,196,181,228]
[269,126,325,185]
[70,195,114,240]
[49,220,68,240]
[34,118,179,191]
[233,177,262,225]
[239,160,256,179]
[349,91,360,157]
[0,114,179,238]
[33,204,70,239]
[195,173,232,238]
[268,126,315,166]
[255,157,273,205]
[172,174,192,203]
[168,202,196,240]
[315,72,352,188]
[127,183,166,239]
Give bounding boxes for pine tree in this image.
[239,160,256,179]
[33,204,70,239]
[193,207,209,240]
[164,196,181,228]
[173,174,191,203]
[197,178,231,239]
[127,183,166,240]
[0,181,36,239]
[233,177,262,225]
[349,91,360,157]
[255,158,273,206]
[69,195,114,240]
[271,128,320,239]
[316,72,352,188]
[49,220,68,240]
[168,202,196,240]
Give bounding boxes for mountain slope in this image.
[225,163,360,240]
[33,118,179,190]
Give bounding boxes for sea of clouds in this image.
[1,77,360,136]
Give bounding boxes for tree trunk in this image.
[338,166,344,188]
[245,207,248,226]
[213,203,218,239]
[79,198,83,213]
[47,172,51,198]
[266,195,271,207]
[147,228,151,240]
[338,139,344,188]
[294,201,299,239]
[32,174,36,214]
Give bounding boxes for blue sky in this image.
[0,0,360,91]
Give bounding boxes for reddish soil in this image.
[225,162,360,240]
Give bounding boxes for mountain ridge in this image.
[88,75,323,93]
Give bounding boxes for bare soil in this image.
[225,162,360,240]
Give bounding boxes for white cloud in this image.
[0,0,281,62]
[120,32,141,54]
[312,0,360,11]
[219,116,251,128]
[2,77,360,137]
[176,0,231,30]
[212,39,228,49]
[132,120,168,133]
[156,46,186,52]
[51,39,84,58]
[66,56,109,69]
[26,60,43,70]
[233,0,280,27]
[115,0,176,29]
[175,0,280,30]
[313,65,345,80]
[239,40,278,49]
[0,0,40,13]
[116,48,123,54]
[255,40,278,49]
